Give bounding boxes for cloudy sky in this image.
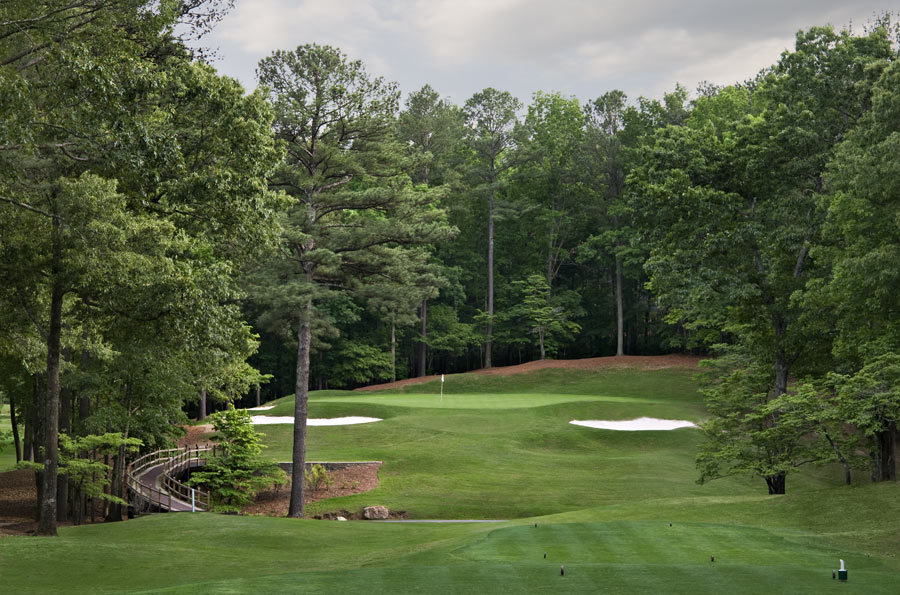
[194,1,893,105]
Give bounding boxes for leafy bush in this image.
[305,464,332,491]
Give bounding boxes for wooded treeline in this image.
[2,2,899,531]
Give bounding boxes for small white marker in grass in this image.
[440,374,444,401]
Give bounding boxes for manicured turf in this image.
[253,368,835,518]
[2,364,898,593]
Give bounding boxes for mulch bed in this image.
[0,469,111,536]
[175,424,386,518]
[0,469,38,536]
[241,462,385,517]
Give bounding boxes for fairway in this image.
[1,365,898,594]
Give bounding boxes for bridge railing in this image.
[160,445,221,511]
[126,445,222,512]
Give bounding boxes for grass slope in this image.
[2,364,897,594]
[255,368,833,518]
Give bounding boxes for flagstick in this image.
[440,373,444,402]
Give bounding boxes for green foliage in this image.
[695,352,817,494]
[629,23,898,493]
[829,354,900,480]
[60,433,143,505]
[424,305,478,355]
[187,406,286,510]
[0,0,282,534]
[319,339,393,386]
[505,274,581,358]
[820,58,900,365]
[396,84,465,186]
[305,463,333,491]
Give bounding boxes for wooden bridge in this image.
[126,445,221,513]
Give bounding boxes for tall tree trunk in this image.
[773,313,790,397]
[874,423,896,481]
[390,322,397,382]
[823,432,852,485]
[615,256,624,356]
[105,446,126,522]
[106,390,131,522]
[288,298,312,518]
[255,385,261,408]
[78,351,90,435]
[765,315,792,496]
[765,472,786,495]
[417,299,427,377]
[23,383,34,462]
[57,367,72,522]
[486,180,495,369]
[38,217,63,536]
[9,389,21,463]
[198,389,207,421]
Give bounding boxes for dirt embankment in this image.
[355,354,703,392]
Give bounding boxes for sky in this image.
[192,1,895,106]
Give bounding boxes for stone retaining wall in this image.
[277,461,381,474]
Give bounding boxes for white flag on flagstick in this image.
[441,374,445,383]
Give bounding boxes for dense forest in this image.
[2,1,899,531]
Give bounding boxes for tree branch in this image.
[0,195,55,218]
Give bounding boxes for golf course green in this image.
[1,363,897,593]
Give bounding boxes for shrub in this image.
[305,464,333,491]
[187,405,287,511]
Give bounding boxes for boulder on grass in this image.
[362,505,390,520]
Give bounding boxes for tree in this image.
[463,88,522,368]
[187,405,286,511]
[813,56,900,482]
[631,26,894,493]
[0,0,280,534]
[396,84,464,187]
[395,85,464,376]
[576,88,688,357]
[831,354,900,481]
[507,275,581,360]
[254,44,454,517]
[583,90,629,355]
[518,92,586,291]
[361,247,445,382]
[696,354,818,494]
[819,56,900,365]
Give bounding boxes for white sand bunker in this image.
[247,405,275,411]
[570,417,697,431]
[250,416,382,426]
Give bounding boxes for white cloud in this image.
[194,0,895,103]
